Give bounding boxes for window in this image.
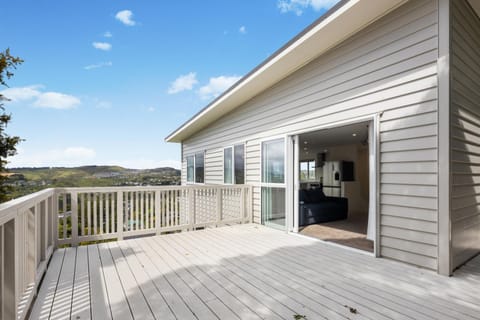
[224,148,233,184]
[224,144,245,184]
[234,144,245,184]
[262,138,285,184]
[195,152,204,183]
[300,160,316,181]
[187,156,194,182]
[186,152,205,183]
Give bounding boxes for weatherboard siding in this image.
[182,0,439,269]
[450,0,480,269]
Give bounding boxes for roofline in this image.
[165,0,348,143]
[166,0,407,143]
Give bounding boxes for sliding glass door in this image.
[261,138,286,230]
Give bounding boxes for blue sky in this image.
[0,0,337,169]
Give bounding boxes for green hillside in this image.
[5,166,181,199]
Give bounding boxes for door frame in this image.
[286,114,381,257]
[259,135,288,230]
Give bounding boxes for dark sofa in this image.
[299,188,348,226]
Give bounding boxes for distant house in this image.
[166,0,480,275]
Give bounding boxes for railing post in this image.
[117,191,124,241]
[155,190,161,235]
[53,192,59,248]
[248,186,253,223]
[188,189,195,231]
[240,187,245,223]
[71,192,79,247]
[3,219,16,320]
[14,215,20,320]
[216,188,222,227]
[35,203,41,273]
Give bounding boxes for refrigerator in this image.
[322,161,342,197]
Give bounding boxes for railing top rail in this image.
[0,188,56,225]
[57,184,251,193]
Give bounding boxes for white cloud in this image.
[104,31,113,38]
[239,26,247,34]
[197,75,241,100]
[1,85,81,110]
[167,72,198,94]
[0,85,42,101]
[147,107,155,112]
[33,92,81,110]
[84,61,113,70]
[92,42,112,51]
[8,147,96,167]
[115,10,136,26]
[278,0,339,15]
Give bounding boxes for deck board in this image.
[87,244,112,320]
[30,224,480,320]
[71,246,91,320]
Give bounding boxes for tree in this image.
[0,49,23,202]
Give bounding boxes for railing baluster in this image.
[140,191,144,230]
[87,193,91,236]
[147,192,151,229]
[111,192,116,233]
[155,191,161,235]
[106,193,109,233]
[80,194,85,237]
[93,193,98,236]
[117,191,124,240]
[99,193,104,235]
[162,191,166,228]
[71,192,78,246]
[62,194,67,240]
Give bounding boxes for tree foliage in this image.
[0,49,23,202]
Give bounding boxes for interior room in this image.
[298,122,374,252]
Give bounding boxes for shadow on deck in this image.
[30,224,480,320]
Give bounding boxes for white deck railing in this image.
[0,185,252,320]
[0,189,56,320]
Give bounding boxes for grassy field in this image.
[5,165,181,199]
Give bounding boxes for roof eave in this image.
[165,0,408,143]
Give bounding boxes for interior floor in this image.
[299,216,374,252]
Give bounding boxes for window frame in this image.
[223,143,246,185]
[260,137,286,187]
[185,151,205,184]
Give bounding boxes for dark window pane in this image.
[234,144,245,184]
[195,152,204,183]
[224,148,233,184]
[187,156,194,182]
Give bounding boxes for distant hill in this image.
[5,166,181,199]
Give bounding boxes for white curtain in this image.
[366,123,376,241]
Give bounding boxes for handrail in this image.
[0,188,56,320]
[0,184,253,319]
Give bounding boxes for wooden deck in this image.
[30,224,480,320]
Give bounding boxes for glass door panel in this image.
[261,138,286,230]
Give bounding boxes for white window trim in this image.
[223,143,246,185]
[260,136,287,188]
[185,151,206,185]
